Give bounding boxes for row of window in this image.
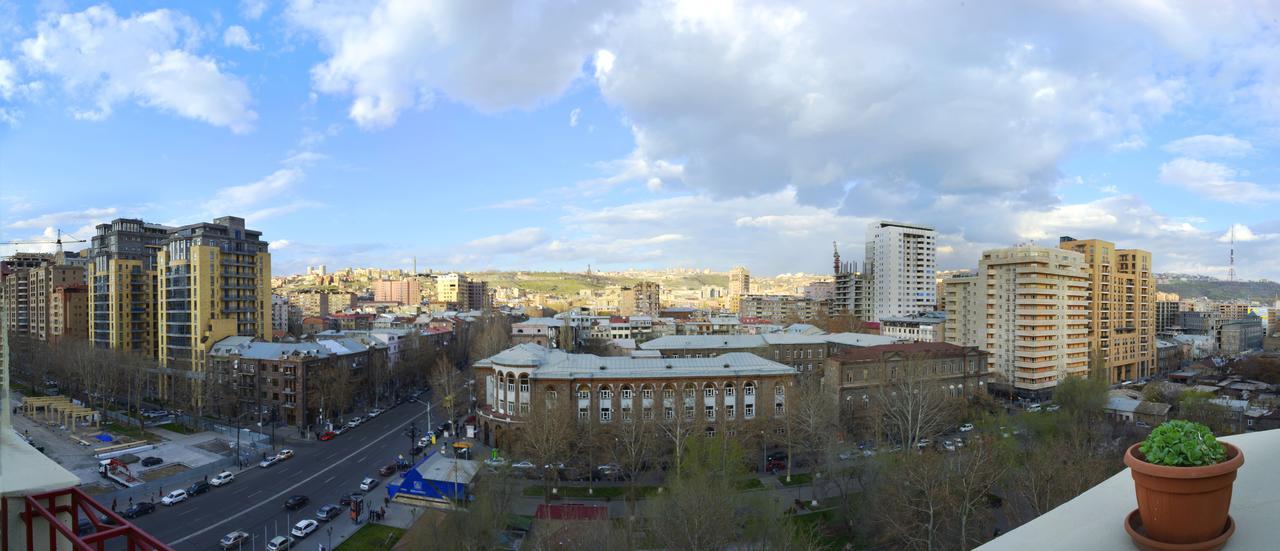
[576,401,783,423]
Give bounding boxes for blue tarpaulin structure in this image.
[387,449,478,507]
[95,433,114,442]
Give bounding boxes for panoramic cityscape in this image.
[3,1,1280,551]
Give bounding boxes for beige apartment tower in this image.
[977,246,1091,399]
[940,274,982,347]
[1058,237,1155,383]
[620,281,661,316]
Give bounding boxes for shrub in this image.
[1139,420,1227,467]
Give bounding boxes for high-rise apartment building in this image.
[728,266,750,313]
[940,273,982,347]
[831,244,870,320]
[739,294,824,323]
[620,281,661,316]
[156,216,271,387]
[1058,237,1155,383]
[374,278,421,304]
[1215,301,1251,321]
[1,254,87,342]
[288,290,355,317]
[435,273,491,311]
[1156,300,1180,333]
[88,219,171,355]
[865,221,936,322]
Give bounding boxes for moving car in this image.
[315,504,342,521]
[290,519,319,538]
[284,495,309,510]
[276,449,295,461]
[368,408,384,417]
[266,535,292,551]
[161,489,188,506]
[259,455,280,468]
[959,423,975,432]
[318,431,336,441]
[210,471,235,486]
[378,463,397,476]
[219,531,250,549]
[338,492,364,506]
[140,457,164,467]
[123,502,155,518]
[187,480,211,496]
[359,477,379,491]
[333,426,349,435]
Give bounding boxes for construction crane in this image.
[1,229,88,262]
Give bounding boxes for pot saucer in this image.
[1125,509,1234,551]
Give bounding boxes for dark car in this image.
[284,495,309,510]
[188,480,211,496]
[765,459,787,474]
[378,464,397,476]
[338,492,364,507]
[140,457,164,467]
[123,502,155,519]
[411,445,425,456]
[315,504,342,521]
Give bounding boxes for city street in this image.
[125,398,437,550]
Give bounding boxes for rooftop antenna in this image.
[833,241,841,275]
[1229,225,1236,282]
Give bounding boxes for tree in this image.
[1178,391,1233,434]
[468,312,512,363]
[788,376,839,500]
[876,437,1008,551]
[515,406,577,504]
[430,356,468,433]
[600,418,657,513]
[867,354,962,448]
[1052,372,1108,419]
[657,399,704,480]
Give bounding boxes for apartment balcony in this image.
[977,429,1280,550]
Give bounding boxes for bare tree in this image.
[468,312,512,363]
[430,355,468,433]
[789,376,839,500]
[657,398,704,480]
[515,405,576,504]
[868,354,962,448]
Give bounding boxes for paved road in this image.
[128,398,437,551]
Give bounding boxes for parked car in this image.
[219,531,250,549]
[315,504,342,521]
[1136,420,1152,429]
[1045,404,1061,412]
[333,425,349,435]
[916,438,931,449]
[338,492,364,506]
[765,459,787,473]
[259,456,280,468]
[1026,403,1043,412]
[210,471,235,487]
[187,480,211,496]
[512,460,536,471]
[290,519,319,538]
[276,449,295,461]
[359,477,379,491]
[318,431,336,441]
[369,408,384,417]
[123,502,155,519]
[941,440,957,452]
[837,450,857,461]
[284,495,309,510]
[266,535,293,551]
[484,457,508,468]
[378,463,397,476]
[140,456,164,467]
[161,489,188,506]
[959,423,975,432]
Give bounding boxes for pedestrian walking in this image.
[112,498,118,512]
[128,497,133,507]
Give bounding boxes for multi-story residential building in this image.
[1177,311,1221,335]
[831,244,870,320]
[940,274,982,347]
[865,221,936,321]
[288,290,356,317]
[156,216,272,394]
[511,317,564,348]
[739,294,824,323]
[1058,237,1156,383]
[822,342,989,422]
[271,295,290,333]
[1156,338,1182,374]
[1156,300,1180,333]
[436,273,490,311]
[640,332,899,374]
[473,344,797,449]
[879,312,946,342]
[1216,301,1251,321]
[1,255,88,342]
[729,266,751,297]
[620,281,661,316]
[208,335,385,428]
[978,245,1092,400]
[88,218,171,355]
[804,281,835,301]
[374,278,421,305]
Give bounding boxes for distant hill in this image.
[1158,278,1280,302]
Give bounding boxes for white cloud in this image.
[569,107,581,127]
[20,5,256,132]
[244,200,324,221]
[241,0,268,20]
[223,25,259,51]
[6,207,118,230]
[285,0,617,129]
[482,198,541,210]
[1163,134,1254,158]
[204,168,306,215]
[464,227,549,254]
[281,151,327,166]
[0,58,16,99]
[1158,158,1280,203]
[1218,224,1271,243]
[1112,135,1147,151]
[272,238,292,249]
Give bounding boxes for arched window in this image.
[723,381,735,398]
[576,384,591,400]
[640,383,655,400]
[519,374,529,394]
[703,381,717,398]
[621,384,634,402]
[744,381,756,397]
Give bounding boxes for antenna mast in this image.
[1229,225,1236,282]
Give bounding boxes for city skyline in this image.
[3,1,1280,278]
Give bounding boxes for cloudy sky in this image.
[2,1,1279,278]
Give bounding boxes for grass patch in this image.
[778,473,813,487]
[736,478,765,490]
[523,485,661,499]
[140,463,189,481]
[155,423,196,435]
[335,524,405,551]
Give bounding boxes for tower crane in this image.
[1,229,88,262]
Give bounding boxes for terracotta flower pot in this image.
[1124,442,1244,545]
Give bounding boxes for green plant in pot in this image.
[1124,420,1244,551]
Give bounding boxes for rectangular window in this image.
[775,402,785,415]
[684,405,694,420]
[664,407,674,420]
[622,410,632,422]
[600,389,612,400]
[642,389,653,399]
[519,403,529,415]
[745,385,755,396]
[745,404,754,418]
[578,408,588,421]
[520,381,529,393]
[705,405,715,420]
[643,407,654,420]
[684,388,695,399]
[622,389,632,400]
[725,387,735,398]
[601,408,611,422]
[663,389,674,399]
[578,390,589,400]
[726,404,736,419]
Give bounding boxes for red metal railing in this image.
[4,486,172,551]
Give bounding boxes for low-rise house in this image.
[1104,396,1171,426]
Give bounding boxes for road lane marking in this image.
[324,475,336,484]
[169,407,426,546]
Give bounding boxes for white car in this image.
[368,408,383,417]
[290,519,318,538]
[259,456,280,468]
[959,423,975,432]
[511,460,536,470]
[161,489,188,506]
[359,477,379,491]
[266,535,292,551]
[276,449,295,461]
[210,471,235,487]
[484,457,508,467]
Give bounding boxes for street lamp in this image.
[405,422,421,463]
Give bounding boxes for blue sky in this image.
[2,1,1279,279]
